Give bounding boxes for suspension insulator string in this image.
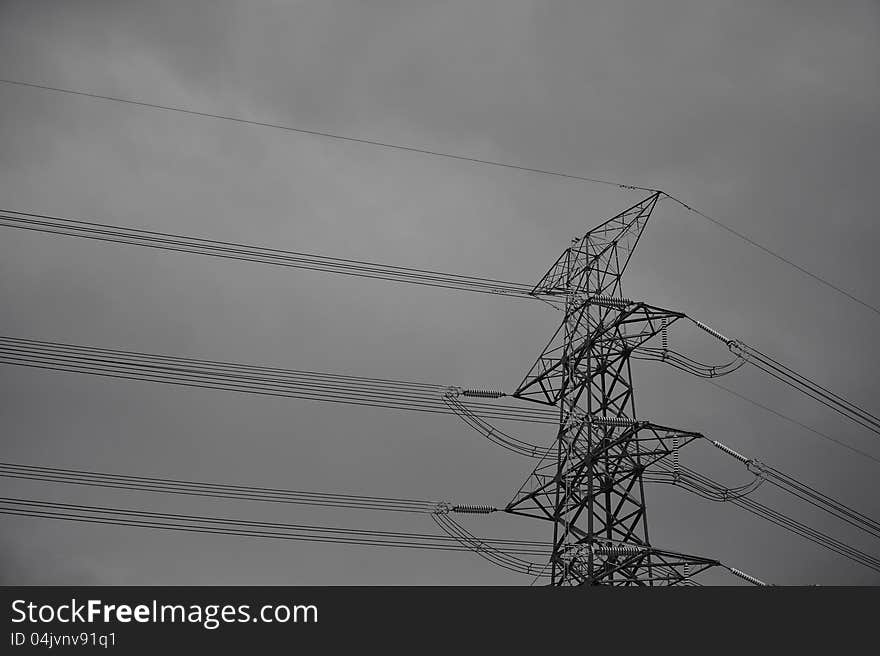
[710,439,751,465]
[588,294,634,309]
[592,544,647,556]
[727,566,767,586]
[461,388,506,399]
[692,319,732,345]
[672,436,680,482]
[591,415,641,427]
[661,317,669,361]
[451,504,497,514]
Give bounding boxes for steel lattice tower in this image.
[506,193,718,585]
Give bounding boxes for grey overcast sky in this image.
[0,0,878,584]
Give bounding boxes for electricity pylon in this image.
[506,192,719,585]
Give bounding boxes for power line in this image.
[664,193,880,318]
[684,317,880,440]
[0,336,559,425]
[762,464,880,541]
[7,204,876,463]
[641,330,880,464]
[6,206,876,448]
[433,513,548,578]
[3,78,876,316]
[705,379,880,466]
[0,209,538,300]
[0,459,555,578]
[5,455,861,580]
[740,343,880,436]
[0,496,549,557]
[0,74,874,580]
[694,436,880,541]
[649,462,880,573]
[2,461,755,582]
[8,207,876,455]
[0,461,446,515]
[4,206,876,451]
[0,78,649,191]
[446,374,880,569]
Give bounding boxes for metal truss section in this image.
[505,420,702,543]
[508,193,722,585]
[557,543,719,586]
[513,301,685,406]
[530,192,660,298]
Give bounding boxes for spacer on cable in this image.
[746,459,766,477]
[443,386,463,399]
[728,339,748,359]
